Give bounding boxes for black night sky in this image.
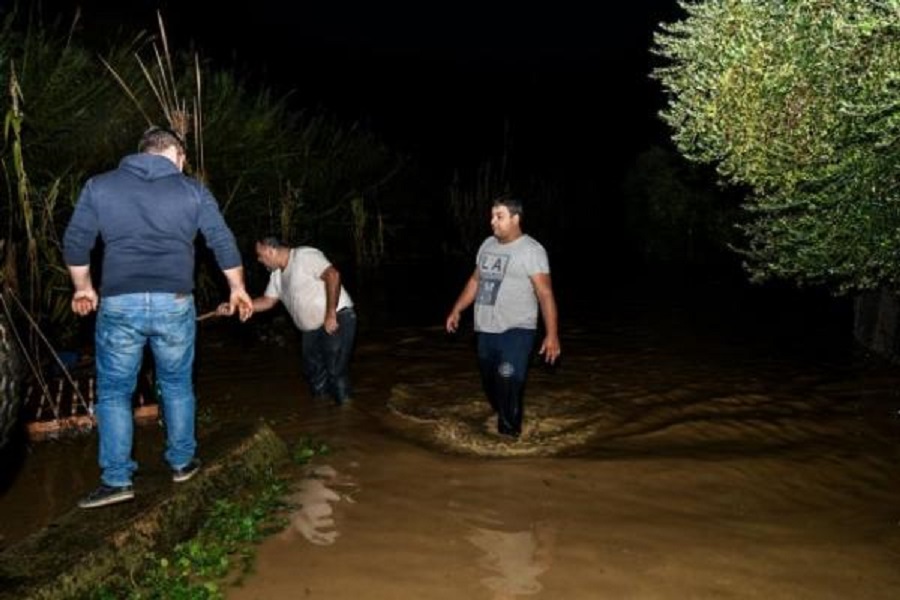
[39,0,682,177]
[190,1,680,169]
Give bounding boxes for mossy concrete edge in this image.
[0,420,288,600]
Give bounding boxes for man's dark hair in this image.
[492,193,524,219]
[139,126,186,154]
[257,236,287,249]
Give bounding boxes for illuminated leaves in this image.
[653,0,900,292]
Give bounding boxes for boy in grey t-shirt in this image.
[446,195,561,438]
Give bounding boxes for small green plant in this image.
[91,471,289,599]
[291,435,331,465]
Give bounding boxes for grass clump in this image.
[89,434,333,599]
[91,471,288,600]
[291,435,331,465]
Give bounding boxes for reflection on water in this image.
[281,464,358,546]
[466,521,557,598]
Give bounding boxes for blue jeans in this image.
[95,292,197,487]
[301,307,357,404]
[477,328,536,435]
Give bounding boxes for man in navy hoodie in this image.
[63,126,253,509]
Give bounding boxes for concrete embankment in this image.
[0,420,288,600]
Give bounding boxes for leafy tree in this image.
[653,0,900,292]
[0,10,145,351]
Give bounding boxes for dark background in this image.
[27,1,854,336]
[37,0,682,181]
[3,0,857,337]
[31,1,691,281]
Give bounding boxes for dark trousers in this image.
[476,328,536,436]
[301,308,357,404]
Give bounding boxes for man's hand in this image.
[445,311,461,333]
[68,266,97,316]
[324,312,339,335]
[229,288,254,322]
[71,288,98,316]
[538,334,561,365]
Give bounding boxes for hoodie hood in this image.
[118,153,181,181]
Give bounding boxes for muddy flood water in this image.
[1,278,900,599]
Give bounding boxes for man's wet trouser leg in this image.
[302,328,328,398]
[326,308,357,404]
[494,368,525,437]
[477,329,535,437]
[477,353,499,413]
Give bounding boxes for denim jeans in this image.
[301,307,357,403]
[477,328,536,435]
[95,292,197,486]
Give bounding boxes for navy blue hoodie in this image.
[63,153,242,297]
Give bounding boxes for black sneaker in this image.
[497,426,521,440]
[78,484,134,509]
[171,459,201,483]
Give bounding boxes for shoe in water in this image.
[497,426,520,439]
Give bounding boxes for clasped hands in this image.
[216,290,253,322]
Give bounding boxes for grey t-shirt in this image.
[473,234,549,333]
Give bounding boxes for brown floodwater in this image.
[1,280,900,598]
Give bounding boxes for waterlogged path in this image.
[2,281,899,599]
[211,294,900,599]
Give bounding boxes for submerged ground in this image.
[1,277,899,598]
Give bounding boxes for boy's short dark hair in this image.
[257,236,287,249]
[139,126,187,154]
[493,193,523,218]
